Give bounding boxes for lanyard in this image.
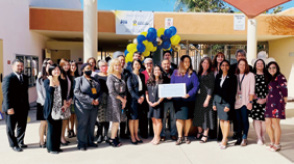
[238,74,245,91]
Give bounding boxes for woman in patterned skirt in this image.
[265,61,288,152]
[250,59,269,145]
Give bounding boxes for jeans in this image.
[161,101,177,137]
[235,105,249,139]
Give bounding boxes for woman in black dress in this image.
[213,60,237,149]
[127,59,146,145]
[251,59,269,145]
[193,57,215,143]
[146,65,164,145]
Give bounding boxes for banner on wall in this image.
[115,11,154,35]
[165,18,173,29]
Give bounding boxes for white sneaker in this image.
[257,139,264,145]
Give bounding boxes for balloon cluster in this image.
[124,26,181,63]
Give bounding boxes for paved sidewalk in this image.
[0,103,293,164]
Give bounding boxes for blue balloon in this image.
[162,41,171,49]
[148,28,157,35]
[152,40,157,47]
[137,43,146,53]
[137,35,146,43]
[169,26,177,36]
[146,32,156,42]
[124,49,129,56]
[161,35,169,42]
[164,29,173,38]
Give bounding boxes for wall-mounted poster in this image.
[115,11,154,35]
[234,14,246,31]
[165,18,173,29]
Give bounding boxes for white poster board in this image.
[165,18,173,29]
[234,15,245,31]
[158,83,186,98]
[115,11,154,35]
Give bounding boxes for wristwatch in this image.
[249,101,253,104]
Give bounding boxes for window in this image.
[16,55,39,87]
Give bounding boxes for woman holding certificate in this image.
[170,55,199,145]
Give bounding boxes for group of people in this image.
[2,49,287,154]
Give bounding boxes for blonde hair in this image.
[108,59,122,75]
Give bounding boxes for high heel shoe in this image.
[130,139,137,145]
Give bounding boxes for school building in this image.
[1,0,294,112]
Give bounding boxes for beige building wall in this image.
[269,37,294,98]
[46,41,83,61]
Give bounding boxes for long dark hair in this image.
[253,59,270,84]
[267,61,281,82]
[70,60,80,77]
[236,59,250,75]
[38,58,51,84]
[198,57,212,76]
[218,60,230,76]
[178,55,193,76]
[132,59,142,71]
[48,64,60,77]
[212,52,225,72]
[59,58,71,79]
[147,65,163,86]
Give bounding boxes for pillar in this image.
[83,0,98,63]
[246,19,257,66]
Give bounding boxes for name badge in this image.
[238,94,242,100]
[92,88,97,94]
[198,89,201,94]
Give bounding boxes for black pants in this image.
[139,101,149,138]
[47,117,62,152]
[97,122,109,137]
[5,111,28,147]
[76,108,98,148]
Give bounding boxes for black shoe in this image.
[39,143,46,148]
[160,136,166,141]
[235,138,242,145]
[77,145,87,151]
[19,144,28,148]
[109,138,122,147]
[88,143,98,148]
[97,135,103,143]
[232,133,239,139]
[61,141,68,146]
[136,139,143,143]
[171,135,177,141]
[130,139,137,145]
[12,146,22,152]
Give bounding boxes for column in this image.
[246,19,257,66]
[83,0,98,63]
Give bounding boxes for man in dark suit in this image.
[2,59,30,152]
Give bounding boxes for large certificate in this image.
[158,83,186,98]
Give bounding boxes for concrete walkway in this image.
[0,103,294,164]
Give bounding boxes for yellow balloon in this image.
[151,46,157,52]
[143,51,150,57]
[125,53,133,63]
[146,42,154,51]
[171,34,181,45]
[157,28,165,37]
[141,32,147,37]
[127,43,137,53]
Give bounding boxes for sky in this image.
[80,0,294,13]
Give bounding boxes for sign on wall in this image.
[234,15,246,31]
[115,11,154,35]
[165,18,173,29]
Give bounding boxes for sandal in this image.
[271,144,281,152]
[200,135,208,143]
[109,138,122,147]
[175,137,183,145]
[184,136,191,144]
[195,132,203,140]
